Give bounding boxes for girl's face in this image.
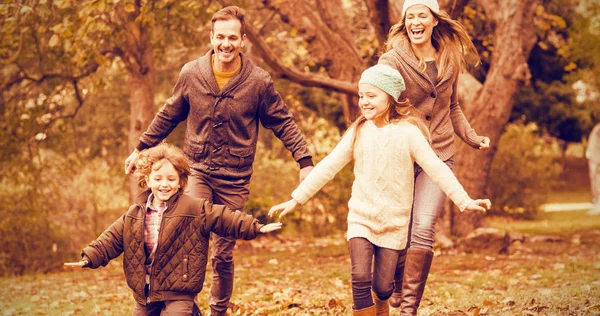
[146,159,181,203]
[358,83,390,127]
[404,5,438,47]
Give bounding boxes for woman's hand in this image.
[465,199,491,212]
[268,199,298,218]
[260,222,283,233]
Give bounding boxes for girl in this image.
[379,0,491,312]
[65,143,281,315]
[268,64,491,316]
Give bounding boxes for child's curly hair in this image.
[134,143,191,190]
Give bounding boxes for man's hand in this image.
[260,222,283,233]
[479,137,491,151]
[299,166,314,182]
[64,259,89,268]
[268,199,299,218]
[124,150,140,174]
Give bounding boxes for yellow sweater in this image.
[212,55,241,90]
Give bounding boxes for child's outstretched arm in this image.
[268,199,298,218]
[408,125,491,212]
[201,199,282,239]
[64,211,128,269]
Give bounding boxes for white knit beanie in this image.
[358,64,406,101]
[401,0,440,17]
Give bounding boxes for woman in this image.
[378,0,490,314]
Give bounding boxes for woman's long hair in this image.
[385,9,480,79]
[349,96,431,150]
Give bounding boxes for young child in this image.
[65,143,282,315]
[268,64,491,316]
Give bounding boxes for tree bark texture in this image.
[117,5,157,199]
[450,0,539,236]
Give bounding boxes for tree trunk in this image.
[119,5,156,200]
[127,69,155,198]
[450,0,539,236]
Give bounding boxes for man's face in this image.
[210,19,246,71]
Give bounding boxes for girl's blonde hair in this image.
[385,9,480,80]
[134,143,191,190]
[349,96,431,149]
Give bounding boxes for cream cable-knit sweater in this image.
[291,120,473,250]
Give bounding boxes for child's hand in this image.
[64,259,89,268]
[465,199,491,212]
[268,199,298,218]
[479,137,491,151]
[260,222,283,233]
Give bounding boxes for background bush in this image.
[486,122,564,219]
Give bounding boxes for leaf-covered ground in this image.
[1,222,599,316]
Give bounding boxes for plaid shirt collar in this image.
[145,193,168,213]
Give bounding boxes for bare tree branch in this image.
[244,23,358,95]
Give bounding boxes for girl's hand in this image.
[479,137,491,151]
[64,259,89,268]
[260,222,283,233]
[268,199,298,218]
[465,199,491,212]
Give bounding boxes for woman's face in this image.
[404,5,438,47]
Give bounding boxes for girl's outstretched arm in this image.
[268,199,298,218]
[464,199,491,212]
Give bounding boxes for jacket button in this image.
[183,274,188,280]
[430,92,436,98]
[147,297,151,304]
[183,258,188,263]
[425,115,432,121]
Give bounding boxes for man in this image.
[587,123,600,215]
[124,6,313,315]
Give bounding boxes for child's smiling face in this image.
[358,83,391,127]
[146,159,180,203]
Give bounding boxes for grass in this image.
[2,211,600,315]
[3,157,599,315]
[487,210,600,234]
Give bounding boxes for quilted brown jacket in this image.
[82,190,264,305]
[137,49,313,179]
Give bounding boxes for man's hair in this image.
[134,143,191,190]
[211,6,246,35]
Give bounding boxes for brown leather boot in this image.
[353,305,376,316]
[399,248,433,315]
[389,250,407,308]
[372,291,389,316]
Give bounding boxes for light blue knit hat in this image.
[358,64,406,101]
